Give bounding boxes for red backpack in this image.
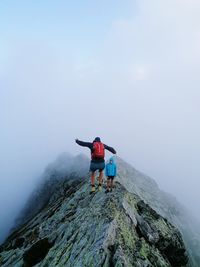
[92,142,105,159]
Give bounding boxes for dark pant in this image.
[90,161,105,172]
[107,176,115,180]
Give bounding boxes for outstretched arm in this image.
[105,165,108,177]
[104,144,117,154]
[114,165,117,176]
[75,139,93,149]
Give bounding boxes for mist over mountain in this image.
[1,2,200,265]
[0,153,89,244]
[1,0,200,232]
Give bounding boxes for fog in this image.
[1,0,200,243]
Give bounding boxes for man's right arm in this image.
[104,144,117,154]
[114,165,117,176]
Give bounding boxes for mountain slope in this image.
[0,174,188,267]
[116,157,200,267]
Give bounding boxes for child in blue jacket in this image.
[105,157,117,193]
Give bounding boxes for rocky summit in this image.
[0,171,188,267]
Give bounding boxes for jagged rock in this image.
[23,238,54,267]
[135,214,160,244]
[0,176,188,267]
[116,157,200,266]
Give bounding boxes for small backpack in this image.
[92,142,105,159]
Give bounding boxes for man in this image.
[75,137,116,193]
[105,157,117,193]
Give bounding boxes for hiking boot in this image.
[105,188,110,194]
[90,185,96,194]
[98,184,102,191]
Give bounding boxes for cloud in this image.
[103,0,200,84]
[97,0,200,217]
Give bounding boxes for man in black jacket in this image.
[75,137,116,193]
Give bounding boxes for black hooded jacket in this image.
[76,139,116,163]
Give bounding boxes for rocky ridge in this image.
[0,173,188,267]
[115,158,200,266]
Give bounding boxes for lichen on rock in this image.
[0,175,188,267]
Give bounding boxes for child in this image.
[105,157,117,193]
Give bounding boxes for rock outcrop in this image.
[0,174,188,267]
[115,157,200,266]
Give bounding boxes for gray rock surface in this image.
[0,176,188,267]
[115,157,200,266]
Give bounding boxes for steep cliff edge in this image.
[0,175,188,267]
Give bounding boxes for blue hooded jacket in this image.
[105,157,117,177]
